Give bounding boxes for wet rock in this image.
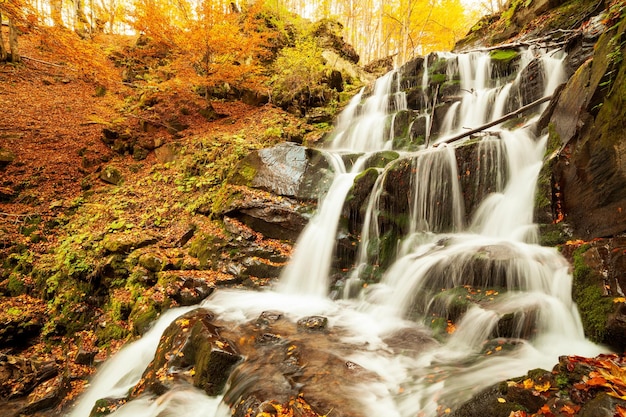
[578,392,626,417]
[223,216,256,240]
[343,167,379,236]
[551,17,626,239]
[455,139,508,221]
[449,380,542,417]
[564,238,626,351]
[240,256,283,279]
[222,318,377,417]
[256,311,284,327]
[20,373,71,414]
[296,316,328,332]
[383,327,436,356]
[256,332,284,345]
[133,309,241,397]
[89,397,127,417]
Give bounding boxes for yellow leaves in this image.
[516,378,551,393]
[523,378,534,389]
[614,297,626,303]
[497,397,507,403]
[533,381,551,393]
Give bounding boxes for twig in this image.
[0,212,38,218]
[21,56,68,68]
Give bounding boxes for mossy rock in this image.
[363,150,400,169]
[95,323,130,346]
[571,245,614,343]
[89,398,127,417]
[449,382,533,417]
[132,309,241,398]
[138,252,166,272]
[99,165,123,185]
[101,233,158,254]
[128,302,162,336]
[537,223,569,247]
[490,49,521,77]
[188,233,220,268]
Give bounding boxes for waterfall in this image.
[276,169,357,296]
[67,47,605,417]
[67,307,199,417]
[330,70,407,151]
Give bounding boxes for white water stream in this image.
[68,48,605,417]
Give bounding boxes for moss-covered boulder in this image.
[131,309,241,397]
[563,239,626,351]
[99,165,123,185]
[101,232,158,254]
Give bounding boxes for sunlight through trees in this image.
[2,0,486,67]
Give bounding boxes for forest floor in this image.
[0,32,305,416]
[0,32,280,253]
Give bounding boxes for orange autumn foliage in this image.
[129,0,273,92]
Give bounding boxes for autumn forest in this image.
[1,0,481,74]
[3,0,626,416]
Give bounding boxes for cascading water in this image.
[68,47,605,417]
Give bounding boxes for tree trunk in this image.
[75,0,90,36]
[51,0,64,27]
[8,18,19,63]
[0,12,7,62]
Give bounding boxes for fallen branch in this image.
[21,56,69,69]
[460,29,581,54]
[0,212,39,218]
[434,94,553,146]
